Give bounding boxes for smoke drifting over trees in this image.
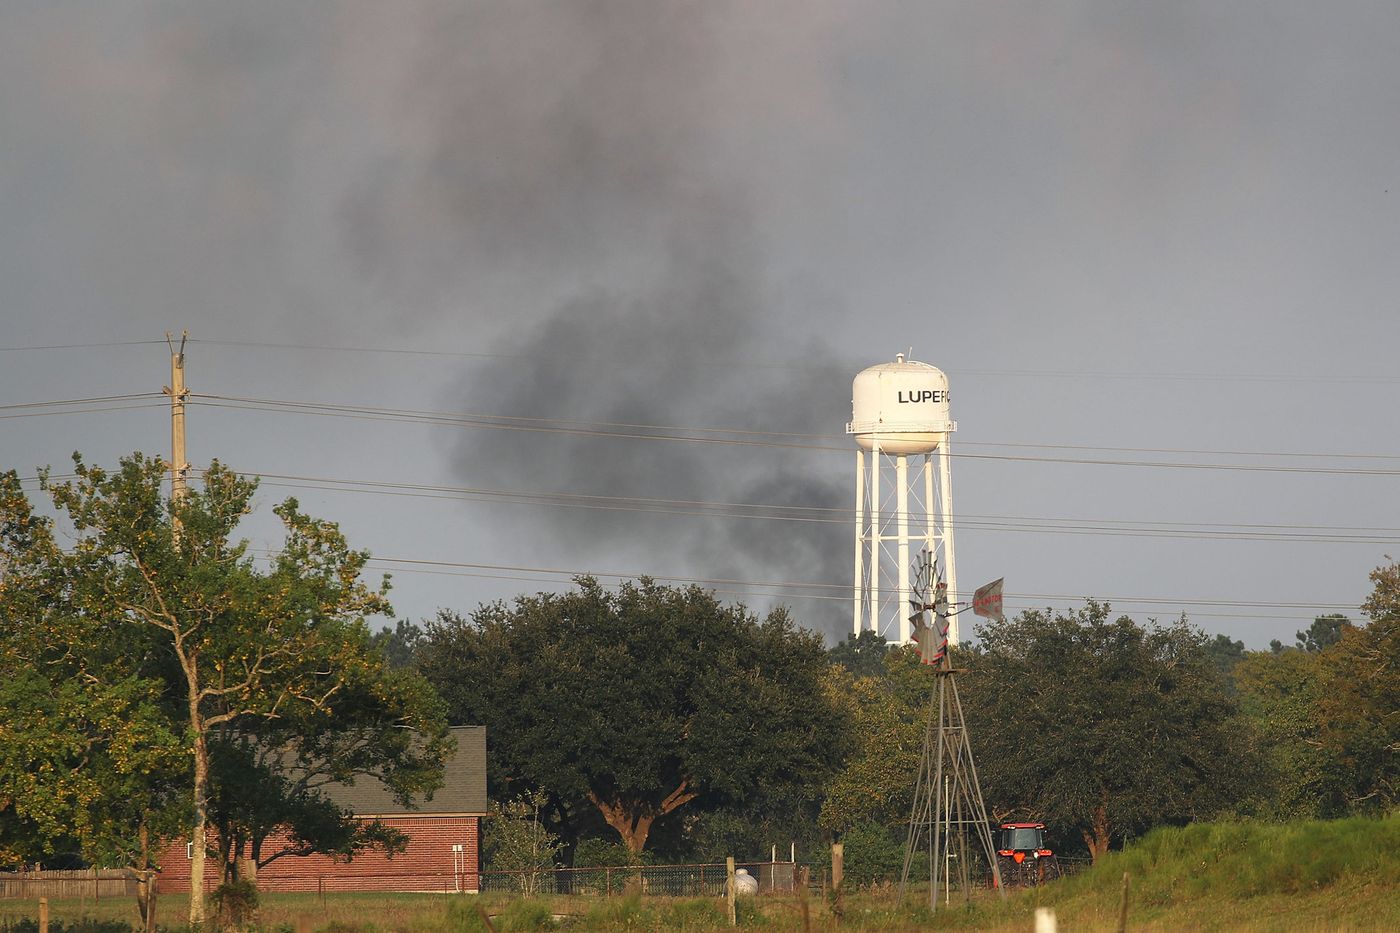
[348,3,860,634]
[452,250,852,636]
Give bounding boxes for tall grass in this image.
[1047,811,1400,910]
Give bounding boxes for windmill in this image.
[899,548,1006,910]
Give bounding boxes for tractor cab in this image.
[996,823,1059,885]
[998,822,1053,862]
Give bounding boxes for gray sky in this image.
[3,1,1397,647]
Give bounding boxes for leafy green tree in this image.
[1204,633,1247,677]
[818,660,926,835]
[1297,614,1353,653]
[417,578,849,855]
[1232,649,1334,818]
[1362,558,1400,621]
[962,602,1248,861]
[1232,563,1399,818]
[1,454,424,926]
[1,469,188,932]
[572,837,638,868]
[484,790,562,894]
[828,630,890,678]
[372,619,425,670]
[1311,561,1400,811]
[836,821,908,888]
[208,738,408,881]
[206,653,449,882]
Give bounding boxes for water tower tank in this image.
[848,354,953,455]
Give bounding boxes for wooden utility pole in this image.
[163,332,189,532]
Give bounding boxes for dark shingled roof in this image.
[322,726,487,817]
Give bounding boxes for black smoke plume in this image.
[339,2,858,638]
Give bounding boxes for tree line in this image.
[380,527,1400,876]
[2,452,1396,921]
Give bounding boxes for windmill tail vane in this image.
[972,577,1006,623]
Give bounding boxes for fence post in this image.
[1116,873,1131,933]
[39,897,49,933]
[796,868,811,933]
[831,843,844,918]
[726,857,737,927]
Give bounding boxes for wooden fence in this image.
[0,870,137,900]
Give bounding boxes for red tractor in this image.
[996,822,1060,886]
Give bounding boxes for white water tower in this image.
[847,354,959,645]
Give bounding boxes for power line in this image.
[361,560,1332,616]
[193,395,843,451]
[0,393,164,412]
[1,332,1381,387]
[0,394,166,423]
[962,440,1400,463]
[191,394,1400,475]
[0,403,167,422]
[201,393,1400,461]
[356,564,1340,623]
[337,554,1360,622]
[0,340,166,353]
[191,338,519,361]
[9,473,78,487]
[240,470,1400,546]
[188,337,1400,385]
[239,546,1360,615]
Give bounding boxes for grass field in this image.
[3,815,1398,931]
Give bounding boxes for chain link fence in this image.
[478,861,803,897]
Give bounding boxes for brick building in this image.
[158,726,487,894]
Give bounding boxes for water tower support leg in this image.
[923,455,935,558]
[871,444,881,637]
[896,455,910,643]
[854,450,865,635]
[938,441,958,644]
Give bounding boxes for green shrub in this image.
[210,878,259,928]
[840,822,906,888]
[572,838,639,868]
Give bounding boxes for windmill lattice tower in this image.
[899,549,1004,911]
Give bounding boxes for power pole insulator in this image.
[163,330,190,536]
